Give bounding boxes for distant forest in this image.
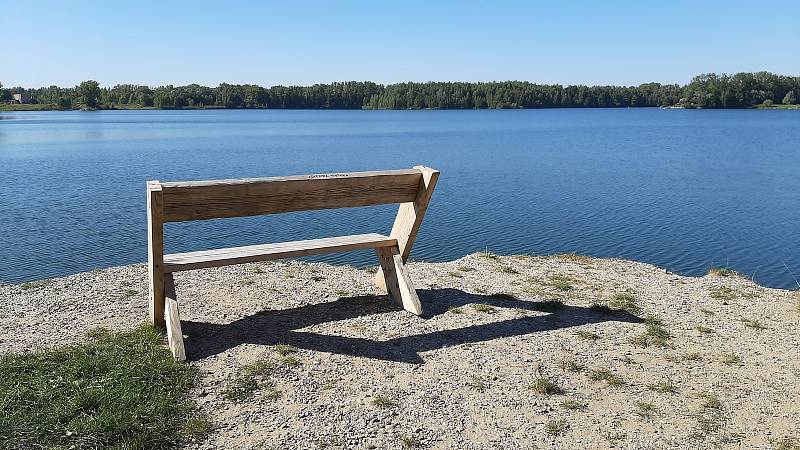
[1,72,798,110]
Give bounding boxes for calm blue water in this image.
[1,109,799,289]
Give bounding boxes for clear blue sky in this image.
[3,0,798,88]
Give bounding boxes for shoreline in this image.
[3,104,799,112]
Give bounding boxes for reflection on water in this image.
[1,109,799,288]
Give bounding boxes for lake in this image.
[1,109,799,289]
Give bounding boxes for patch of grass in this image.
[240,278,255,286]
[371,395,397,408]
[740,317,767,330]
[530,376,563,395]
[719,353,741,366]
[560,399,587,410]
[691,392,725,437]
[697,392,721,409]
[273,344,298,356]
[631,315,671,347]
[471,303,497,313]
[708,267,735,277]
[447,306,464,314]
[559,359,585,372]
[223,375,259,401]
[648,380,678,394]
[478,250,499,260]
[364,266,378,274]
[489,292,517,300]
[495,265,519,274]
[694,325,714,333]
[635,401,657,418]
[181,417,212,439]
[251,266,265,274]
[575,330,599,341]
[547,275,573,291]
[0,325,205,449]
[588,368,625,387]
[457,265,475,272]
[335,289,348,296]
[709,286,736,301]
[545,419,569,436]
[120,288,138,299]
[400,435,423,448]
[447,271,464,278]
[683,352,702,361]
[466,375,487,392]
[282,356,300,367]
[609,292,640,314]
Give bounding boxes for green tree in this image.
[783,90,796,105]
[78,80,101,108]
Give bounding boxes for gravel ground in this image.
[2,253,799,449]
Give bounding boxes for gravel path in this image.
[2,253,798,449]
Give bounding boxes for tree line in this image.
[1,72,797,110]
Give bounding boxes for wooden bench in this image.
[147,166,439,360]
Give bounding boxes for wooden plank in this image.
[375,166,439,291]
[164,273,186,361]
[163,233,397,272]
[147,181,166,329]
[375,246,422,315]
[158,169,422,222]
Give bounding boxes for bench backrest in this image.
[149,169,426,223]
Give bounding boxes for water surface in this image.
[1,109,798,289]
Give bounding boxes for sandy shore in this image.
[2,253,798,449]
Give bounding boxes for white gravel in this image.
[1,253,798,449]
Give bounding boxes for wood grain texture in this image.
[163,233,397,272]
[374,166,439,291]
[164,273,186,361]
[147,181,166,329]
[159,169,422,222]
[376,246,422,315]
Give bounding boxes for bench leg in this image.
[375,246,422,315]
[164,273,186,361]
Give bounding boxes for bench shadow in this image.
[181,289,642,364]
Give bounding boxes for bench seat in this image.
[163,233,397,272]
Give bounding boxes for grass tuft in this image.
[709,286,736,301]
[559,359,585,372]
[545,419,569,436]
[371,395,397,408]
[489,292,517,300]
[648,380,678,394]
[471,303,497,313]
[608,292,640,314]
[708,267,736,277]
[635,401,657,419]
[694,325,714,333]
[448,271,464,278]
[560,399,587,410]
[588,368,625,387]
[547,275,573,291]
[719,353,741,366]
[400,435,423,448]
[273,344,298,356]
[530,376,563,395]
[466,375,487,392]
[575,330,600,341]
[631,315,671,347]
[0,325,205,449]
[495,265,519,274]
[447,306,464,314]
[739,317,767,330]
